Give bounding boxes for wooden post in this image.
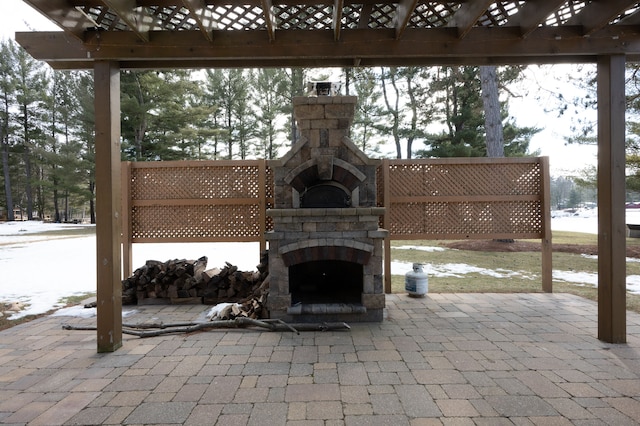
[540,156,552,292]
[597,55,626,343]
[258,159,267,253]
[94,61,123,353]
[121,161,132,279]
[382,159,392,293]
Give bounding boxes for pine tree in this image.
[13,41,49,220]
[350,68,384,156]
[0,40,16,221]
[203,69,255,160]
[252,68,289,159]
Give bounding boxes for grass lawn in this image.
[390,230,640,313]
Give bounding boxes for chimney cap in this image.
[306,81,341,97]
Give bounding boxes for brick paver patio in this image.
[1,293,639,425]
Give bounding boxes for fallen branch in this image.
[62,318,350,337]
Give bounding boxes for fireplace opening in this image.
[300,182,350,208]
[289,260,362,304]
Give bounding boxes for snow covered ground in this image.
[1,208,640,319]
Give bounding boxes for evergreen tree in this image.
[350,68,384,156]
[378,67,432,159]
[421,66,486,158]
[419,66,535,159]
[252,68,289,159]
[285,68,307,145]
[0,40,16,221]
[73,71,97,223]
[203,69,255,160]
[13,41,49,220]
[121,70,203,161]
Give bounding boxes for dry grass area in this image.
[391,231,640,314]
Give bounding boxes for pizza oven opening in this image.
[289,260,362,304]
[300,182,351,208]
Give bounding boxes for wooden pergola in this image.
[16,0,635,352]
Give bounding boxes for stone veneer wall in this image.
[273,96,378,209]
[266,95,387,322]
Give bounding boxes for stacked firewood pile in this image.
[121,251,269,318]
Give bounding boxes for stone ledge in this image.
[267,207,385,217]
[287,303,366,315]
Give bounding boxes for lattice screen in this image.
[125,161,270,242]
[381,159,546,239]
[130,163,262,200]
[123,157,547,243]
[131,204,262,241]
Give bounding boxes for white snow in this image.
[393,245,446,252]
[0,221,260,319]
[2,209,640,320]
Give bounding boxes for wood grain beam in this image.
[16,26,640,68]
[616,8,640,25]
[94,60,123,353]
[181,0,215,42]
[358,3,373,29]
[597,54,627,343]
[261,0,277,42]
[447,0,493,39]
[567,0,639,36]
[22,0,99,40]
[507,0,566,38]
[102,0,157,42]
[333,0,344,41]
[394,0,418,40]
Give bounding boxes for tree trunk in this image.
[380,68,402,159]
[22,107,34,220]
[480,65,504,158]
[1,127,14,221]
[480,65,513,243]
[89,180,96,224]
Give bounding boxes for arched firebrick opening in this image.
[289,260,362,304]
[281,243,372,306]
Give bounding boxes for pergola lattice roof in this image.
[16,1,640,69]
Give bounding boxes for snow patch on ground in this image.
[393,245,447,252]
[391,261,535,280]
[3,213,640,320]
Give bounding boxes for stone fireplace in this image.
[265,93,387,322]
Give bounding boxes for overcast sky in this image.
[0,0,58,39]
[0,1,598,176]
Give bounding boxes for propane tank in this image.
[405,263,428,297]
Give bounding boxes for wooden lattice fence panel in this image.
[382,158,546,239]
[122,157,550,292]
[121,160,273,276]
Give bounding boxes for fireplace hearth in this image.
[265,93,387,322]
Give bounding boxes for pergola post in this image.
[94,61,123,353]
[597,54,627,344]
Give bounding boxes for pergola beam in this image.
[102,0,156,42]
[261,0,277,42]
[507,0,566,38]
[394,0,418,40]
[447,0,493,39]
[16,26,640,69]
[567,0,639,36]
[333,0,344,41]
[181,0,216,42]
[22,0,98,40]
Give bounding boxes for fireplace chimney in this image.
[265,92,387,322]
